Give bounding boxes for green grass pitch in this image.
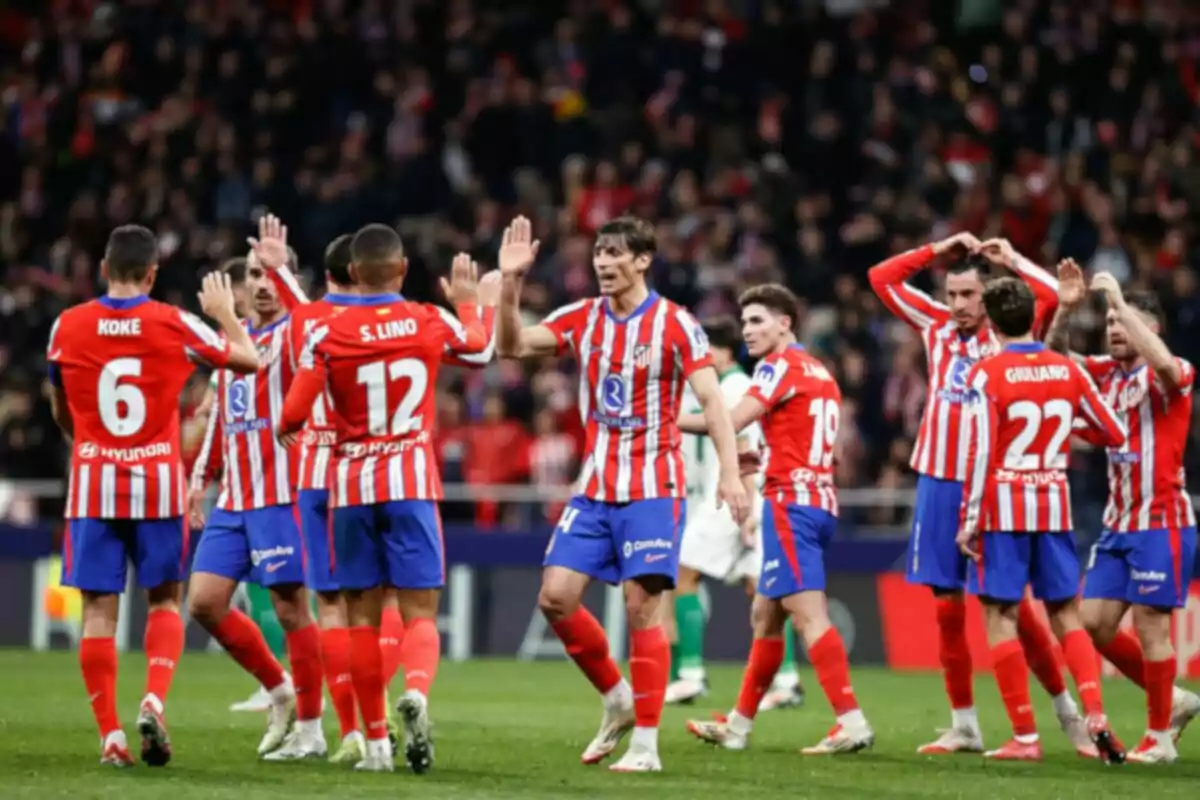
[2,651,1199,798]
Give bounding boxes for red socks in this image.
[380,606,406,686]
[286,623,323,721]
[1017,599,1067,697]
[991,639,1036,736]
[211,609,286,690]
[349,626,388,741]
[1100,629,1147,688]
[80,636,120,737]
[320,627,359,738]
[550,608,622,695]
[629,626,669,728]
[734,636,784,719]
[809,628,859,715]
[143,609,184,701]
[1146,657,1176,732]
[1059,630,1104,715]
[934,597,974,709]
[399,617,440,697]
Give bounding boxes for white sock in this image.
[727,710,753,736]
[1149,728,1173,744]
[296,718,322,737]
[141,693,164,714]
[604,679,632,710]
[679,666,706,682]
[837,709,867,729]
[1014,733,1039,744]
[343,730,364,744]
[366,737,391,757]
[772,670,800,690]
[1051,691,1078,719]
[630,726,658,751]
[269,675,294,701]
[951,707,980,731]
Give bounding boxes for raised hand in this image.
[198,271,238,322]
[498,215,540,279]
[441,252,480,306]
[1056,258,1086,307]
[477,269,503,307]
[1090,271,1124,306]
[932,231,982,256]
[247,213,290,270]
[977,237,1017,269]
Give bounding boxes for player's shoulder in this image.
[544,297,598,324]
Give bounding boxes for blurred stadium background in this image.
[2,2,1200,783]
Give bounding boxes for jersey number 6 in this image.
[98,357,147,437]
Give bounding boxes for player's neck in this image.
[772,334,798,354]
[251,307,286,330]
[327,281,354,295]
[606,283,650,317]
[1117,354,1146,373]
[106,282,147,300]
[1000,333,1035,348]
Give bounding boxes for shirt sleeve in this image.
[959,367,996,538]
[540,300,590,356]
[671,307,714,378]
[867,245,950,331]
[281,324,330,434]
[746,356,791,410]
[1074,361,1127,448]
[442,305,496,368]
[1151,357,1195,400]
[1082,355,1115,383]
[267,266,308,311]
[46,314,64,387]
[176,309,233,369]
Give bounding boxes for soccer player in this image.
[664,317,804,711]
[1046,261,1200,763]
[45,225,260,766]
[869,234,1095,755]
[278,227,488,773]
[494,215,749,773]
[683,284,873,755]
[955,277,1127,763]
[187,215,325,759]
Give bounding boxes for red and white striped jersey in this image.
[960,343,1126,537]
[279,293,488,508]
[190,268,307,511]
[541,292,713,502]
[46,295,233,519]
[746,345,841,515]
[1085,355,1196,531]
[868,245,1060,481]
[288,295,498,492]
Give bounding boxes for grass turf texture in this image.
[3,651,1199,799]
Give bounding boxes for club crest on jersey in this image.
[1120,378,1146,410]
[601,374,627,413]
[633,344,651,369]
[228,379,251,418]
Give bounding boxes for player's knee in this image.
[1131,605,1172,650]
[146,581,183,612]
[186,591,226,628]
[270,588,314,631]
[537,585,580,622]
[315,592,347,629]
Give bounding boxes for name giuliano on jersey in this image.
[681,367,762,515]
[47,296,233,519]
[868,246,1060,481]
[541,292,713,503]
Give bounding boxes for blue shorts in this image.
[63,517,187,594]
[543,496,685,586]
[298,489,337,593]
[906,475,968,591]
[758,502,837,599]
[967,531,1080,604]
[191,505,306,587]
[1083,527,1197,609]
[332,501,443,591]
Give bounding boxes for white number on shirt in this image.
[806,397,840,468]
[1004,399,1072,470]
[98,357,146,436]
[356,358,429,436]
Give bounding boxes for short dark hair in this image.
[595,216,656,257]
[219,256,247,284]
[701,316,741,354]
[1124,290,1164,326]
[324,234,354,286]
[739,283,800,331]
[351,224,405,288]
[982,277,1035,337]
[103,225,158,282]
[948,252,991,279]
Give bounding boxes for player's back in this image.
[750,346,841,514]
[964,344,1122,533]
[310,295,467,506]
[50,297,226,518]
[289,295,354,490]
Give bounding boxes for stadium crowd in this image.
[1,0,1198,530]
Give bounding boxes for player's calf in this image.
[1045,598,1124,764]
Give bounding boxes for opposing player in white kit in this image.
[665,317,803,710]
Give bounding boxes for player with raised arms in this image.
[45,224,261,766]
[1046,261,1200,763]
[682,284,873,755]
[869,234,1097,755]
[186,214,325,760]
[278,226,488,773]
[956,277,1127,763]
[494,215,748,773]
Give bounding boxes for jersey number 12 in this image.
[356,358,429,436]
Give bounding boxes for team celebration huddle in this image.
[45,211,1195,775]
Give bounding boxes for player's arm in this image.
[867,233,977,330]
[1092,271,1187,392]
[43,315,73,439]
[494,215,564,359]
[957,369,995,560]
[442,305,497,368]
[978,238,1060,330]
[197,272,260,373]
[677,394,766,435]
[1073,364,1127,448]
[278,325,329,442]
[436,253,489,356]
[181,381,215,457]
[248,213,307,311]
[189,384,225,491]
